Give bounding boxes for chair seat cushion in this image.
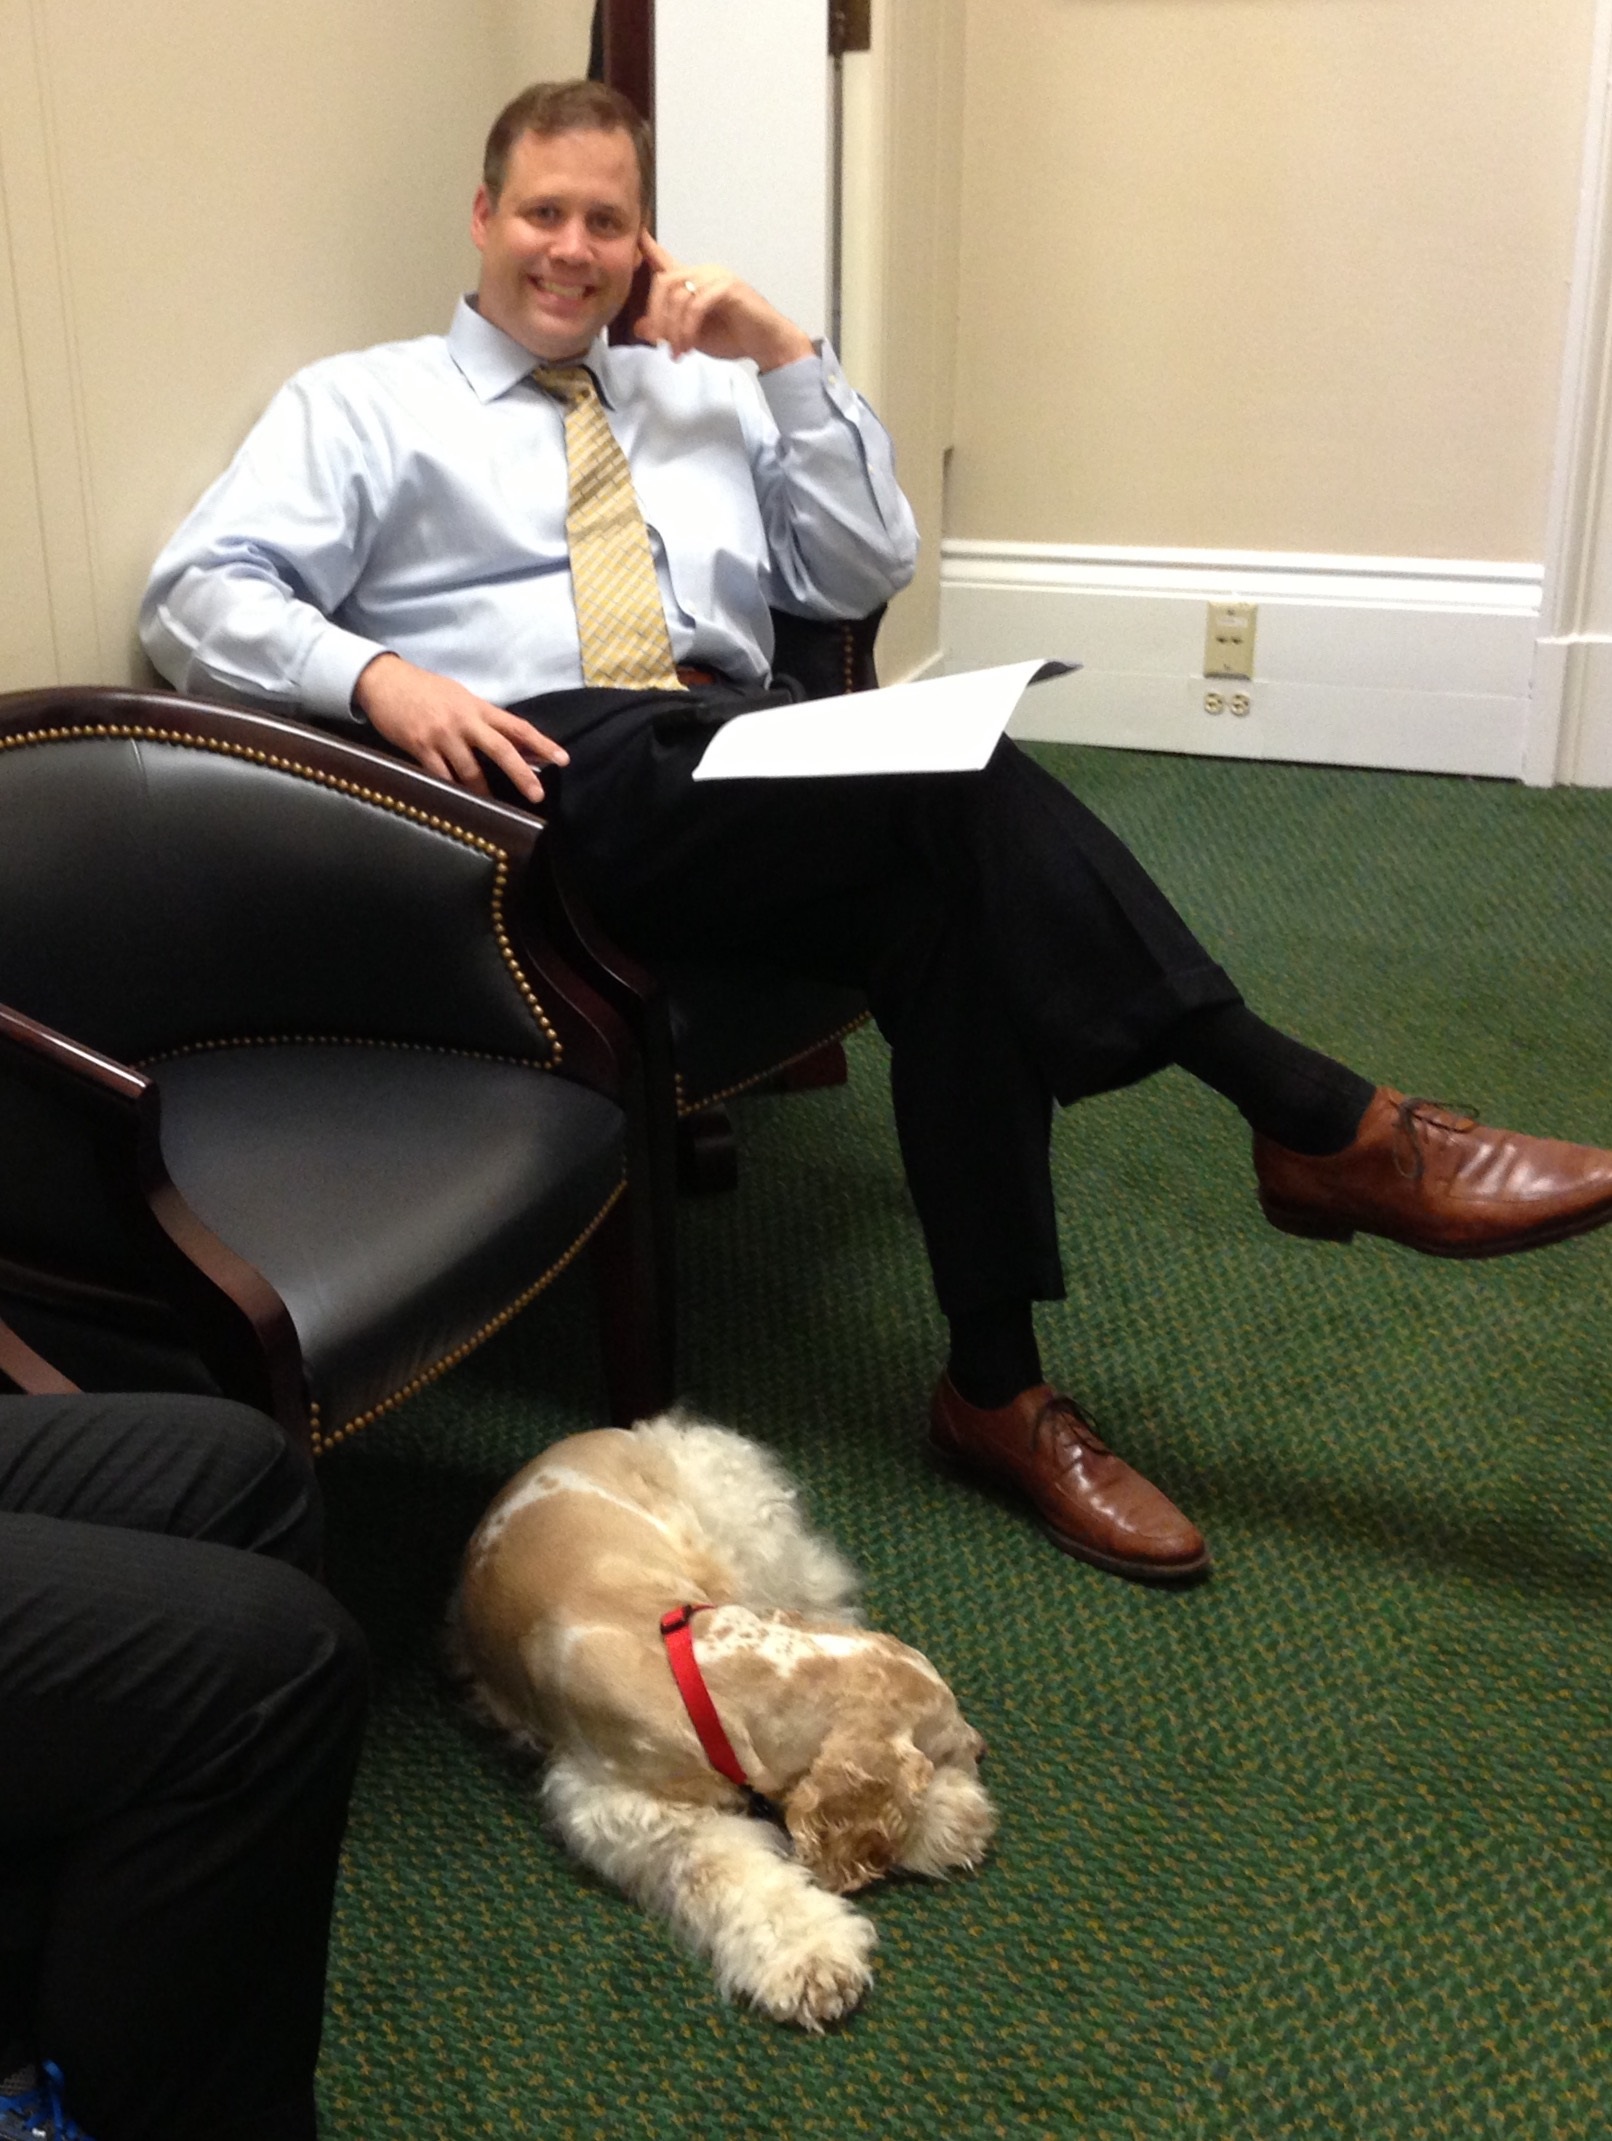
[155,1045,623,1436]
[656,959,867,1114]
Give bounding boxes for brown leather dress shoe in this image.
[929,1375,1210,1584]
[1254,1087,1612,1258]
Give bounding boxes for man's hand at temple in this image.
[352,653,568,805]
[635,232,815,371]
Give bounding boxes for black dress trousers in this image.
[518,686,1241,1315]
[0,1393,369,2141]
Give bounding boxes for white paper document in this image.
[691,659,1078,781]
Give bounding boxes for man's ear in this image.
[470,184,492,251]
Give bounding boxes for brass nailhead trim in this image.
[138,1034,551,1075]
[674,1009,870,1118]
[308,1174,626,1457]
[0,723,561,1065]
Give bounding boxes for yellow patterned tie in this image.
[536,364,684,691]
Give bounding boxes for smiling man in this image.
[143,81,896,795]
[345,95,827,780]
[142,81,1612,1588]
[473,118,643,360]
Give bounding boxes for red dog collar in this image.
[659,1603,751,1791]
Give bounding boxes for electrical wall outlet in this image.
[1204,602,1256,680]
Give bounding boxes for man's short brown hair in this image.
[482,80,654,209]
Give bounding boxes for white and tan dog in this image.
[448,1412,995,2029]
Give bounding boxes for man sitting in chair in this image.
[141,79,1612,1588]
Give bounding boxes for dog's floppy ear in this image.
[784,1720,935,1895]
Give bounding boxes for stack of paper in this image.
[692,659,1078,781]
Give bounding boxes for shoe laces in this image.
[1030,1393,1111,1464]
[0,2063,95,2141]
[1392,1096,1478,1182]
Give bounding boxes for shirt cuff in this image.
[298,625,391,722]
[758,339,860,431]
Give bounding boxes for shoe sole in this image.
[929,1435,1213,1587]
[1259,1192,1612,1259]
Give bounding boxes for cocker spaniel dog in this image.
[448,1412,995,2029]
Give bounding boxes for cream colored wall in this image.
[11,0,1593,697]
[950,0,1599,562]
[0,0,591,694]
[498,0,594,89]
[0,166,56,685]
[839,0,966,680]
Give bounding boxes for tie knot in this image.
[535,363,595,410]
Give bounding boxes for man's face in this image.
[471,125,643,360]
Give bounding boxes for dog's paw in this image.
[894,1768,998,1878]
[747,1903,877,2031]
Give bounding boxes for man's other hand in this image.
[635,233,815,372]
[352,654,567,805]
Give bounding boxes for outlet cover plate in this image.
[1204,602,1256,680]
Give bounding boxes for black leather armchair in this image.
[0,688,666,1451]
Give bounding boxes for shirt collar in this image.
[447,296,615,405]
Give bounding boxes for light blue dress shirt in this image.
[140,298,918,721]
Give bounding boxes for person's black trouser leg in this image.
[0,1394,369,2141]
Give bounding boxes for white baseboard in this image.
[940,542,1545,778]
[1536,633,1612,785]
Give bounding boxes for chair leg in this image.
[675,1040,850,1196]
[592,1187,671,1425]
[677,1107,738,1194]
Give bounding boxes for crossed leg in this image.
[528,691,1612,1578]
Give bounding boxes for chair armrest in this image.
[0,1000,306,1436]
[0,686,645,1102]
[509,844,678,1384]
[520,843,670,1083]
[0,1310,80,1395]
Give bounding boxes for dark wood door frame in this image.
[592,0,653,121]
[592,0,655,338]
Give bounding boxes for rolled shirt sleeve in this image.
[751,342,918,619]
[140,372,394,723]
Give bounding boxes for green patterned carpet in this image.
[315,745,1612,2140]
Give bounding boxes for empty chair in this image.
[0,687,665,1450]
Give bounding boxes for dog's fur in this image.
[447,1413,995,2029]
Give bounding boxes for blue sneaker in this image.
[0,2062,94,2140]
